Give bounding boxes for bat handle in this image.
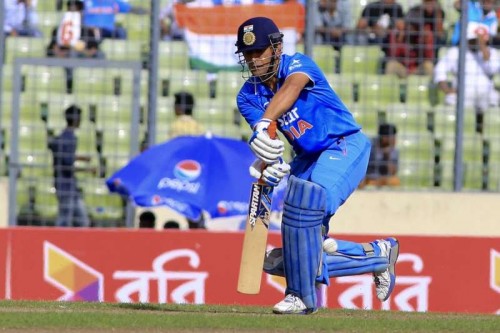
[267,121,277,140]
[258,121,278,185]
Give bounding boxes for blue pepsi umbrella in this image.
[106,134,258,220]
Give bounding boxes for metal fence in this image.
[0,0,499,227]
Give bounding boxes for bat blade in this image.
[237,182,273,294]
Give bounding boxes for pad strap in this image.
[264,248,389,278]
[362,243,375,256]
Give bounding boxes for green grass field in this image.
[0,301,498,332]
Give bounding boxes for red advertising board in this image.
[0,231,7,300]
[0,228,498,314]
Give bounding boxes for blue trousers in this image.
[290,131,371,233]
[56,191,90,227]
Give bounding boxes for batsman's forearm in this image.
[262,91,297,120]
[262,74,308,120]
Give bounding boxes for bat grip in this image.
[267,121,277,140]
[258,121,278,185]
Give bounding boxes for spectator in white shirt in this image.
[3,0,42,37]
[433,22,499,112]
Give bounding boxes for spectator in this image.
[356,0,405,71]
[47,0,105,94]
[451,0,498,45]
[82,0,147,40]
[314,0,353,52]
[160,0,191,41]
[163,220,181,229]
[168,91,204,139]
[48,105,95,227]
[433,22,499,112]
[385,0,445,78]
[361,123,400,188]
[138,210,156,228]
[3,0,42,37]
[187,214,206,229]
[493,0,500,47]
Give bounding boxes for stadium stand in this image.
[1,0,499,227]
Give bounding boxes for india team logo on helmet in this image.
[174,160,201,182]
[242,25,256,46]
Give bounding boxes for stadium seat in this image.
[195,97,236,124]
[159,41,189,70]
[73,68,136,96]
[4,37,46,64]
[156,96,239,141]
[100,39,144,63]
[37,11,63,39]
[115,13,150,42]
[326,73,354,103]
[214,71,244,101]
[351,106,379,135]
[16,150,51,181]
[81,179,125,223]
[34,182,58,222]
[106,155,133,177]
[203,123,243,139]
[386,104,428,133]
[340,45,383,75]
[399,159,434,188]
[404,75,432,107]
[363,74,400,107]
[34,93,78,128]
[462,136,486,184]
[159,69,211,98]
[22,65,67,94]
[97,125,133,156]
[18,123,50,153]
[312,44,340,74]
[482,108,500,137]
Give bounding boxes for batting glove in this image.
[249,158,290,187]
[249,118,285,164]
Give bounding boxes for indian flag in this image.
[175,2,305,73]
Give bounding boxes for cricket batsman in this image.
[235,16,400,314]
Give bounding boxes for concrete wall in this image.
[1,181,499,235]
[331,191,500,237]
[0,178,7,228]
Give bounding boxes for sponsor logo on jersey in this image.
[278,107,314,140]
[288,59,302,71]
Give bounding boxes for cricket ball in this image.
[323,238,338,254]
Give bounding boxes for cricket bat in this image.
[237,122,277,294]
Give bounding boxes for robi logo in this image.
[174,160,202,181]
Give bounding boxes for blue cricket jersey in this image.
[450,1,498,45]
[237,53,361,156]
[83,0,132,31]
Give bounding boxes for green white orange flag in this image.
[174,2,305,72]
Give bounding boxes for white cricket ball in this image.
[323,238,338,254]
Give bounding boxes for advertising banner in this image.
[0,230,7,299]
[0,228,498,314]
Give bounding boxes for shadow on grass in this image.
[114,302,269,315]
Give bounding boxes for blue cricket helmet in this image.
[235,17,283,54]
